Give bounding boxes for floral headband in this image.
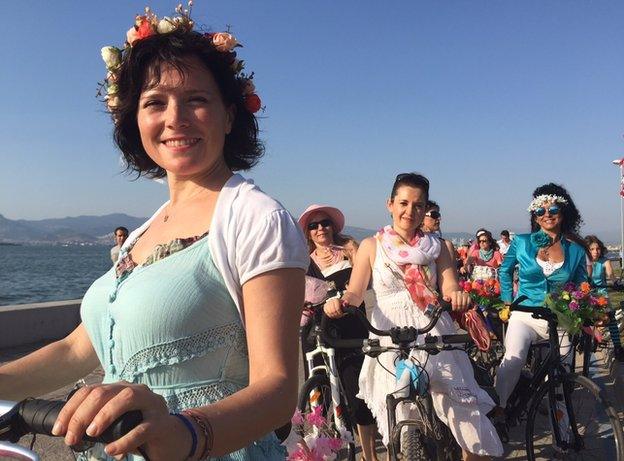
[99,2,261,115]
[527,194,568,212]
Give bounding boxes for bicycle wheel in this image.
[432,423,463,461]
[297,374,356,461]
[525,373,624,461]
[400,425,428,461]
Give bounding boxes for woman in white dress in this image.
[324,173,502,460]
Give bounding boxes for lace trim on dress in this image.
[115,231,209,280]
[165,381,241,412]
[119,322,247,381]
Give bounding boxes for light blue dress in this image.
[80,235,286,460]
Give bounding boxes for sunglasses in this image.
[534,205,561,217]
[478,239,489,244]
[307,219,333,231]
[425,210,441,219]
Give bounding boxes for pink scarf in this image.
[377,226,441,311]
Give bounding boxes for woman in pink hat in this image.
[299,204,380,461]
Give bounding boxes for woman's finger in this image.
[104,421,152,458]
[59,385,117,446]
[86,384,154,438]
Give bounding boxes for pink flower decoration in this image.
[569,300,579,311]
[306,405,326,428]
[291,408,304,425]
[399,250,409,257]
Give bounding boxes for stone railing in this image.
[0,300,81,349]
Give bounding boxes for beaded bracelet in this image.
[182,409,214,460]
[170,412,197,460]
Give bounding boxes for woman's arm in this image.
[444,240,459,278]
[343,239,359,265]
[605,259,614,282]
[572,251,589,285]
[499,238,519,304]
[199,267,305,455]
[436,243,470,311]
[0,323,100,400]
[325,237,375,318]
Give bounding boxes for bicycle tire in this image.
[297,374,356,461]
[525,373,624,461]
[401,425,428,461]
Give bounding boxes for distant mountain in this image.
[0,213,146,244]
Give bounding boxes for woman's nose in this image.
[165,100,190,128]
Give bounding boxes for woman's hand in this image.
[324,298,345,319]
[444,290,472,312]
[52,382,193,461]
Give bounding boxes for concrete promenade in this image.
[0,299,623,460]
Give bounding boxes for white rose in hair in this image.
[157,17,177,34]
[101,46,121,69]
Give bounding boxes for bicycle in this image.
[502,301,624,460]
[0,397,142,461]
[297,290,363,461]
[341,299,473,461]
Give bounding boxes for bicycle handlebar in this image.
[0,398,142,446]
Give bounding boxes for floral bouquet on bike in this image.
[459,278,510,322]
[544,281,609,337]
[284,407,354,461]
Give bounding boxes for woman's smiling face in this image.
[387,185,427,235]
[136,56,234,179]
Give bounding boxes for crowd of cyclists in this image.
[302,176,624,460]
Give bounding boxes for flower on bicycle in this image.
[291,408,305,425]
[285,406,354,461]
[306,405,326,428]
[545,283,610,335]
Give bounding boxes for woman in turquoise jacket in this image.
[495,183,589,413]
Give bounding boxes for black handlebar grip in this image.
[18,399,143,444]
[441,334,472,344]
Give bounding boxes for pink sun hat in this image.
[298,204,345,233]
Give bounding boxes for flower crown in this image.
[99,2,261,115]
[527,194,568,212]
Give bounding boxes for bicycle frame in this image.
[505,307,583,451]
[303,336,351,434]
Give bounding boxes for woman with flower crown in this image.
[494,183,589,420]
[324,173,503,460]
[0,4,309,461]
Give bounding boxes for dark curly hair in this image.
[530,183,588,254]
[585,235,608,260]
[111,30,263,178]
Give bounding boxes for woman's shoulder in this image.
[223,175,299,230]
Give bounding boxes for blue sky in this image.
[1,1,623,239]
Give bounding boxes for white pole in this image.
[620,164,624,265]
[613,159,624,266]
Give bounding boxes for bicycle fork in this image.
[304,345,350,433]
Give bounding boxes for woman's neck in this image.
[392,226,417,243]
[167,160,232,207]
[314,242,332,252]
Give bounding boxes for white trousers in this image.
[495,311,571,408]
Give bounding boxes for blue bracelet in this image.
[171,412,197,460]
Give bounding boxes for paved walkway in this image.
[2,338,623,460]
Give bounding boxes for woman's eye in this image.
[142,100,163,108]
[189,96,209,104]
